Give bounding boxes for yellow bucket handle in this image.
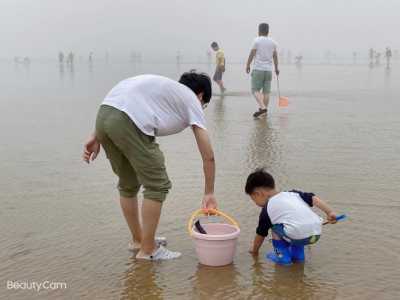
[187,208,239,235]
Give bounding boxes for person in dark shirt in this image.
[245,168,337,265]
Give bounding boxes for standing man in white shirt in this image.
[246,23,280,118]
[82,71,217,260]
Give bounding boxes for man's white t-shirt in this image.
[102,75,206,136]
[251,36,278,71]
[267,192,322,239]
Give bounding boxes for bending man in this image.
[82,71,217,260]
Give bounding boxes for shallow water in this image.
[1,61,399,299]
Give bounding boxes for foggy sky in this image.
[1,0,399,60]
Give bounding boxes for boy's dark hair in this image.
[245,168,275,194]
[211,41,218,49]
[179,70,212,103]
[258,23,269,35]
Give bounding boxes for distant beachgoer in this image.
[210,42,226,93]
[58,52,64,64]
[295,55,303,66]
[246,23,279,118]
[82,71,217,261]
[325,51,332,64]
[67,52,74,64]
[385,47,392,68]
[369,48,375,66]
[353,52,357,64]
[23,57,30,65]
[89,52,93,63]
[245,168,337,265]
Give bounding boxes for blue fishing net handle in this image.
[323,214,347,225]
[335,214,347,222]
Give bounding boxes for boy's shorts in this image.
[251,69,272,94]
[272,224,320,246]
[213,66,224,81]
[95,105,171,202]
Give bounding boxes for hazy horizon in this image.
[1,0,399,61]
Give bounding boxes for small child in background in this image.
[245,168,337,265]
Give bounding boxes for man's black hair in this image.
[245,168,275,194]
[211,41,218,48]
[258,23,269,35]
[179,70,212,103]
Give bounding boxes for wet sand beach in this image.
[1,62,399,299]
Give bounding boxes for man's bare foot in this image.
[136,245,181,261]
[128,237,167,251]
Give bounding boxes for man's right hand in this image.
[246,65,251,74]
[202,194,217,211]
[83,134,100,163]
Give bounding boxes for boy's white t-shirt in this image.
[102,75,206,136]
[251,36,278,71]
[267,192,322,239]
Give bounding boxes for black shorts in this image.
[213,67,224,81]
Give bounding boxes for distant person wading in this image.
[211,42,226,94]
[246,23,280,118]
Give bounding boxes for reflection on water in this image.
[1,62,400,299]
[246,118,279,169]
[192,264,240,299]
[246,256,338,299]
[68,63,75,82]
[121,259,163,300]
[384,66,391,89]
[88,60,93,74]
[58,63,65,80]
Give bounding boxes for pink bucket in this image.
[189,209,240,267]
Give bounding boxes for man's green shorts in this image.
[251,69,272,94]
[95,105,171,202]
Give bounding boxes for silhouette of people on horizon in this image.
[369,48,375,67]
[385,47,392,69]
[295,55,303,68]
[58,51,64,64]
[67,52,74,65]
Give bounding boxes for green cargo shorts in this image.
[95,105,171,202]
[251,70,272,94]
